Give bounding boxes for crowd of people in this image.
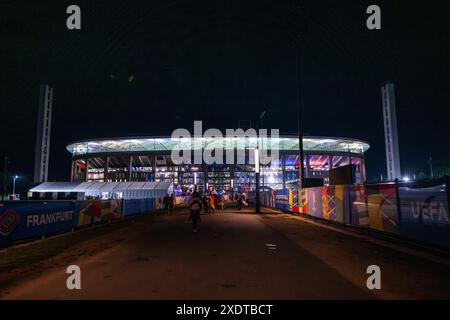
[187,191,248,232]
[160,191,249,233]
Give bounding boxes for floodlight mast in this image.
[292,0,306,212]
[255,110,267,214]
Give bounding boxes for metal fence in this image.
[256,177,450,249]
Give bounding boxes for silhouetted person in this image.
[163,194,170,213]
[168,194,175,215]
[237,194,243,210]
[202,194,209,213]
[189,191,203,232]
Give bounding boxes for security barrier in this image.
[175,196,191,205]
[78,199,123,226]
[0,201,79,245]
[3,181,449,249]
[260,178,450,249]
[0,198,156,246]
[123,198,155,216]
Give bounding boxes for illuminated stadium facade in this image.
[66,135,369,194]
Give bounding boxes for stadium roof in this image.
[66,136,370,156]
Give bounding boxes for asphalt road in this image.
[3,208,450,299]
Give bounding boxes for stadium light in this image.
[12,175,19,197]
[255,149,260,213]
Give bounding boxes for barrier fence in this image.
[255,178,450,249]
[0,198,157,246]
[123,198,155,217]
[3,181,449,248]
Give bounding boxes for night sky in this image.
[1,0,449,192]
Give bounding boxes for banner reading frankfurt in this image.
[0,201,77,245]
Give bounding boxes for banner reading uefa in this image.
[398,181,450,247]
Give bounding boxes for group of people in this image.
[188,191,226,232]
[164,190,247,232]
[201,193,226,214]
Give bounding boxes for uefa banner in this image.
[0,201,78,245]
[398,182,450,248]
[365,183,399,234]
[78,199,123,227]
[260,181,449,248]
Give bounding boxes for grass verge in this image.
[0,215,146,273]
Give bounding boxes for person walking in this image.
[202,194,209,213]
[219,194,225,211]
[163,194,170,214]
[188,191,203,233]
[168,194,175,216]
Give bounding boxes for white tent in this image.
[29,181,173,200]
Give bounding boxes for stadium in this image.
[61,135,369,197]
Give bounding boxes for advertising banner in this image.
[321,185,346,223]
[398,182,450,248]
[0,201,77,245]
[263,190,276,208]
[334,185,346,223]
[123,199,155,216]
[289,188,300,213]
[300,188,307,214]
[349,184,369,227]
[175,196,190,205]
[306,187,323,218]
[275,189,290,211]
[366,183,398,234]
[321,186,336,221]
[78,199,123,227]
